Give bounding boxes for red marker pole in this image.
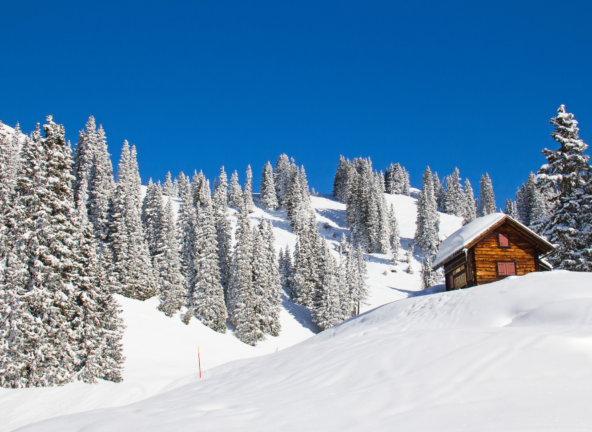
[198,346,202,379]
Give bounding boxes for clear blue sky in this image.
[2,1,591,207]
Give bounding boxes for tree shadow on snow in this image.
[385,283,446,299]
[281,288,321,334]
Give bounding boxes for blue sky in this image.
[2,1,591,207]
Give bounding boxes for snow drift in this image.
[19,271,592,431]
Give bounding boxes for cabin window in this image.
[497,261,516,276]
[498,233,510,248]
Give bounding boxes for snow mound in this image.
[20,271,592,432]
[433,213,505,268]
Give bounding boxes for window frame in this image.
[496,261,516,277]
[498,232,510,248]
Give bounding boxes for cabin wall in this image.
[473,224,537,285]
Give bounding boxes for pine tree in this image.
[162,171,176,197]
[141,180,165,259]
[351,245,368,316]
[228,170,243,208]
[402,167,410,196]
[243,165,255,213]
[176,172,190,199]
[504,199,519,219]
[1,118,82,386]
[312,242,342,330]
[463,179,477,225]
[72,175,124,383]
[444,168,465,217]
[228,203,264,345]
[478,173,496,216]
[291,220,321,308]
[333,155,348,201]
[260,161,279,210]
[106,141,157,300]
[414,167,440,258]
[192,170,211,208]
[156,198,187,317]
[280,244,293,288]
[186,201,227,331]
[177,175,199,301]
[388,204,401,262]
[420,257,440,289]
[129,145,143,212]
[537,105,592,269]
[71,118,115,242]
[432,171,445,211]
[255,219,282,336]
[274,154,293,206]
[213,166,228,209]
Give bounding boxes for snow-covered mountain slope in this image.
[20,271,592,432]
[0,191,461,431]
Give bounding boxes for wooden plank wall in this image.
[473,223,537,285]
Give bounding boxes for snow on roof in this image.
[433,213,505,269]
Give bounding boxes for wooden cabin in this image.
[432,214,554,291]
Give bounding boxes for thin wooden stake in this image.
[198,346,202,379]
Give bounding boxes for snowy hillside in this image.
[0,188,461,431]
[19,271,592,431]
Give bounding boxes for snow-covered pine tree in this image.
[388,204,401,262]
[243,165,255,213]
[177,174,199,299]
[351,245,368,316]
[141,180,165,260]
[375,193,391,254]
[186,200,227,331]
[71,118,115,242]
[155,198,186,317]
[72,174,124,383]
[537,105,592,269]
[129,145,143,212]
[402,167,410,196]
[463,178,477,225]
[312,241,342,330]
[213,166,228,209]
[388,163,406,194]
[420,256,440,290]
[280,244,293,288]
[444,168,465,217]
[72,116,98,209]
[504,199,519,219]
[274,154,294,206]
[378,171,386,193]
[106,141,157,300]
[260,161,279,210]
[432,171,445,211]
[258,219,282,336]
[414,166,440,258]
[192,170,211,208]
[291,219,322,308]
[229,202,266,345]
[228,170,243,208]
[0,122,21,226]
[176,172,190,199]
[478,173,496,216]
[162,171,175,197]
[333,155,348,201]
[0,118,84,387]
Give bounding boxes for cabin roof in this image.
[432,213,554,269]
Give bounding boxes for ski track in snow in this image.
[1,189,463,431]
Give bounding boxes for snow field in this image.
[20,271,592,431]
